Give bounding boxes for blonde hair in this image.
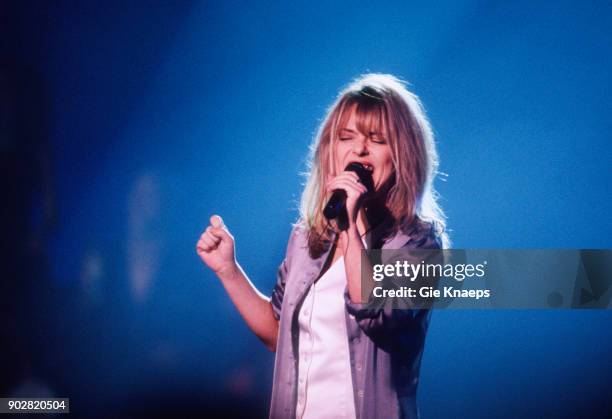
[299,74,449,257]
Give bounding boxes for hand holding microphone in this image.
[324,162,374,230]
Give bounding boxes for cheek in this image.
[378,156,394,184]
[380,165,392,181]
[334,143,352,165]
[336,142,351,155]
[376,151,393,173]
[374,155,393,186]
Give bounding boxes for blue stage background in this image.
[3,1,611,417]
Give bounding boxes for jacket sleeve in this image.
[270,258,289,321]
[270,225,302,321]
[343,223,442,344]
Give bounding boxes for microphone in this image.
[323,162,374,230]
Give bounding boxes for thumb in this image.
[209,214,233,242]
[210,214,225,229]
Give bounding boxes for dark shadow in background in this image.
[0,2,267,418]
[0,50,54,398]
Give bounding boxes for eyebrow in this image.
[339,128,358,134]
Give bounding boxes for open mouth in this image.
[350,162,373,173]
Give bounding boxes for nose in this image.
[352,137,369,156]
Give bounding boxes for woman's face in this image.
[333,107,394,192]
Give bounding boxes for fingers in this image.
[197,227,221,252]
[326,171,361,188]
[208,224,233,242]
[203,228,220,246]
[326,172,368,196]
[328,181,367,196]
[196,215,234,253]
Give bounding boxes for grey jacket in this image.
[269,220,441,419]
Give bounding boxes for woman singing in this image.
[196,74,448,419]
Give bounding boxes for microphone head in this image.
[323,162,376,222]
[345,162,375,193]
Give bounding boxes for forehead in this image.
[337,101,387,136]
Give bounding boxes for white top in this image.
[295,255,357,419]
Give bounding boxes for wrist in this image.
[339,226,362,250]
[217,261,240,281]
[347,226,361,241]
